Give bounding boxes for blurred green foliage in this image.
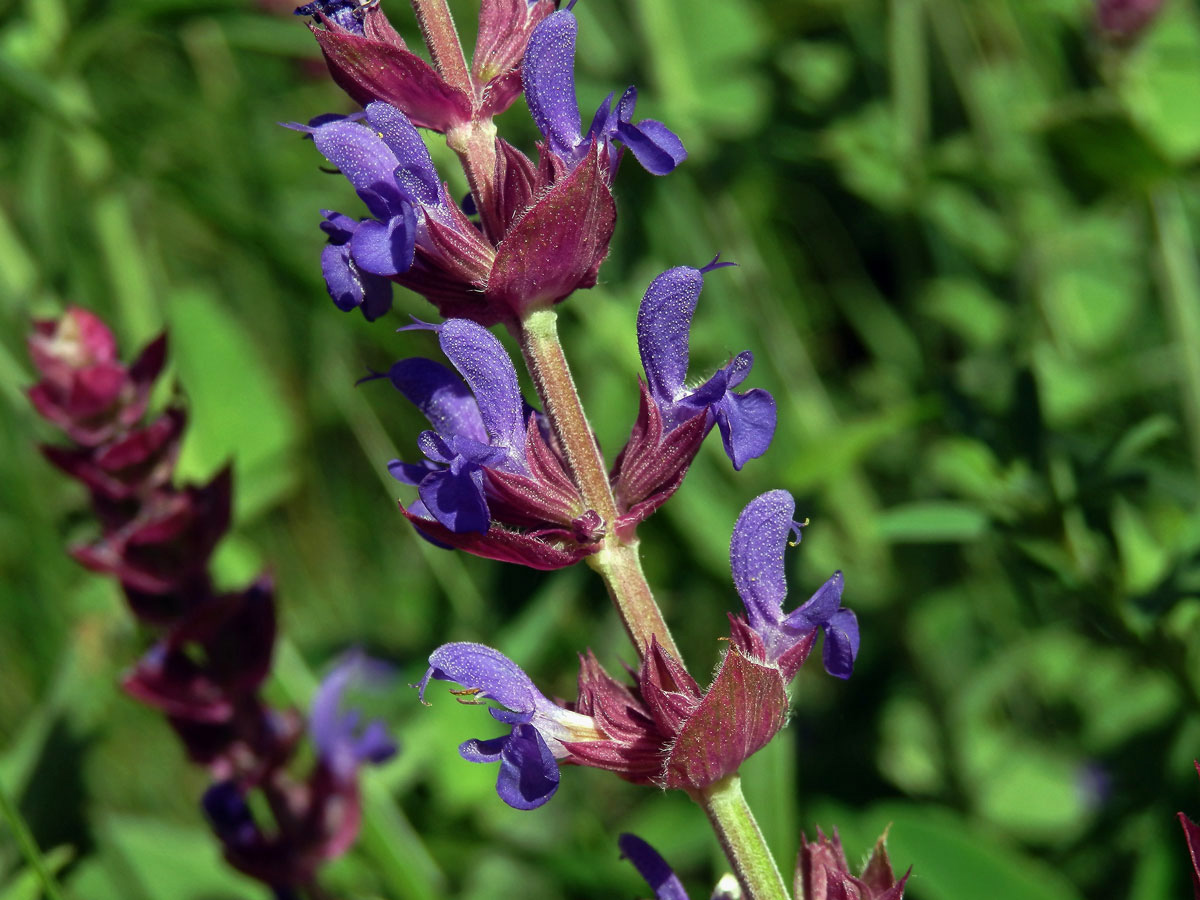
[2,0,1200,896]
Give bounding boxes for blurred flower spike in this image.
[523,8,686,177]
[201,651,398,887]
[611,260,776,538]
[296,0,556,131]
[416,642,606,810]
[795,828,910,900]
[372,317,603,569]
[1096,0,1164,42]
[28,306,166,447]
[728,490,859,681]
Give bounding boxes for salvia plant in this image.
[14,0,1200,897]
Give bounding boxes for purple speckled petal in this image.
[384,358,487,442]
[616,119,687,175]
[585,91,617,144]
[312,119,404,220]
[417,642,543,714]
[822,608,859,679]
[636,266,703,407]
[350,208,416,276]
[387,458,438,485]
[459,733,509,763]
[309,650,398,780]
[437,320,526,453]
[364,102,442,207]
[321,242,394,320]
[417,465,489,533]
[713,385,776,470]
[495,723,560,810]
[320,210,358,243]
[783,571,844,631]
[618,834,690,900]
[730,490,795,633]
[522,9,583,158]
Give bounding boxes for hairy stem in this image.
[447,120,502,244]
[515,309,680,661]
[694,775,790,900]
[408,0,472,97]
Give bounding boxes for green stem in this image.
[446,119,502,244]
[408,0,473,98]
[515,309,680,661]
[694,775,790,900]
[0,778,66,900]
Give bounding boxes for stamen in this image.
[787,518,809,547]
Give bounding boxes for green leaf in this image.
[168,287,300,522]
[874,502,989,543]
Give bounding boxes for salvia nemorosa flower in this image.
[310,649,399,781]
[727,490,859,681]
[523,7,686,177]
[296,0,556,132]
[202,652,398,887]
[302,100,617,325]
[372,317,602,569]
[795,829,910,900]
[417,642,605,809]
[610,260,776,538]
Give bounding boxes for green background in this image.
[2,0,1200,896]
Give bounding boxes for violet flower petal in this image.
[350,209,416,276]
[822,608,860,680]
[417,466,490,534]
[459,733,509,763]
[417,641,543,714]
[437,320,526,454]
[713,385,777,470]
[618,834,690,900]
[637,266,703,407]
[495,723,560,810]
[782,571,844,631]
[321,242,394,320]
[312,119,405,220]
[364,102,442,207]
[384,358,488,443]
[522,9,583,159]
[615,119,686,176]
[730,489,794,633]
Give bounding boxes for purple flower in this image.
[637,259,776,470]
[305,103,490,321]
[523,8,686,176]
[729,490,859,681]
[416,642,604,810]
[380,319,529,534]
[309,650,398,782]
[618,834,691,900]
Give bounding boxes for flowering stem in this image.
[693,775,789,900]
[515,309,680,661]
[408,0,472,97]
[446,120,502,244]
